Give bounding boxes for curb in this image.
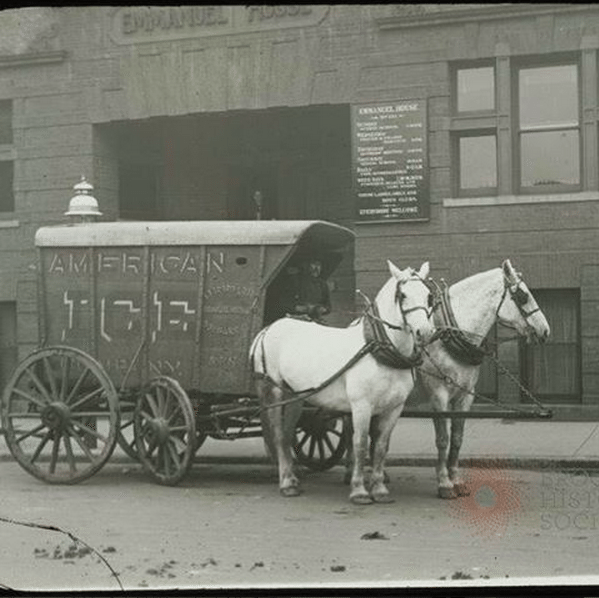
[2,451,599,471]
[193,455,599,471]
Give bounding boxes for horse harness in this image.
[495,273,542,321]
[252,274,431,406]
[425,278,488,366]
[425,269,541,368]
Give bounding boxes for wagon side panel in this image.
[94,246,146,388]
[40,246,96,356]
[146,246,203,386]
[197,244,266,395]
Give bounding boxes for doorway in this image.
[227,163,278,220]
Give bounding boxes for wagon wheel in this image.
[133,376,196,486]
[294,410,350,471]
[116,394,139,461]
[1,346,119,484]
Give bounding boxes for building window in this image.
[457,133,497,194]
[456,66,495,112]
[451,56,586,199]
[517,63,580,193]
[0,100,12,145]
[0,161,14,212]
[522,289,580,403]
[452,63,497,197]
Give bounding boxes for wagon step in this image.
[401,409,553,419]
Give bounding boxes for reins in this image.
[419,343,552,418]
[251,268,551,420]
[253,275,433,411]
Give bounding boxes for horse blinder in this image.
[506,280,541,320]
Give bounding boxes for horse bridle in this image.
[361,274,434,333]
[495,273,541,322]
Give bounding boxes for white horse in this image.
[250,261,435,504]
[345,260,550,498]
[421,259,550,498]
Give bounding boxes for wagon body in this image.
[1,220,354,485]
[35,220,354,397]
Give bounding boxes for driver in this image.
[293,259,331,322]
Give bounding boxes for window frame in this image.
[520,288,581,403]
[454,130,499,197]
[451,60,499,198]
[0,161,15,213]
[0,100,12,145]
[449,52,597,201]
[452,60,497,116]
[512,55,582,195]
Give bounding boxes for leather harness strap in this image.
[362,301,423,369]
[428,279,488,367]
[252,298,423,406]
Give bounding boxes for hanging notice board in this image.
[352,99,429,223]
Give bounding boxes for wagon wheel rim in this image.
[133,376,196,486]
[116,395,139,461]
[294,410,349,471]
[1,346,119,484]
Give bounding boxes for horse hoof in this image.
[372,493,394,504]
[438,486,458,499]
[453,483,470,497]
[350,494,373,505]
[280,486,302,497]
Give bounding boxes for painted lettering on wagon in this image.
[204,284,254,300]
[47,250,225,276]
[59,288,244,344]
[104,357,183,378]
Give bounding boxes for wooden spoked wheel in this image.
[133,376,196,486]
[294,410,349,471]
[1,346,119,484]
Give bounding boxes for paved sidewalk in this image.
[192,417,599,470]
[1,418,599,469]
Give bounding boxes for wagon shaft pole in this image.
[401,409,553,419]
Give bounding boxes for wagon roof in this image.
[35,220,355,248]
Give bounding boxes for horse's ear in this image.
[502,259,518,283]
[418,261,430,279]
[387,260,405,280]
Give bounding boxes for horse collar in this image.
[362,302,423,369]
[430,279,488,366]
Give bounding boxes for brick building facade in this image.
[0,5,598,416]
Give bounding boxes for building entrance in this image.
[227,163,278,220]
[98,104,351,225]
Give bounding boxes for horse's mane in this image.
[450,267,502,297]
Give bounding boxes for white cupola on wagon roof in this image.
[65,175,102,221]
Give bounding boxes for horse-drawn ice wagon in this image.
[0,220,355,485]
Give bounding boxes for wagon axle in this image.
[143,417,171,446]
[41,402,71,432]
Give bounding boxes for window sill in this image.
[0,219,20,228]
[443,191,599,208]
